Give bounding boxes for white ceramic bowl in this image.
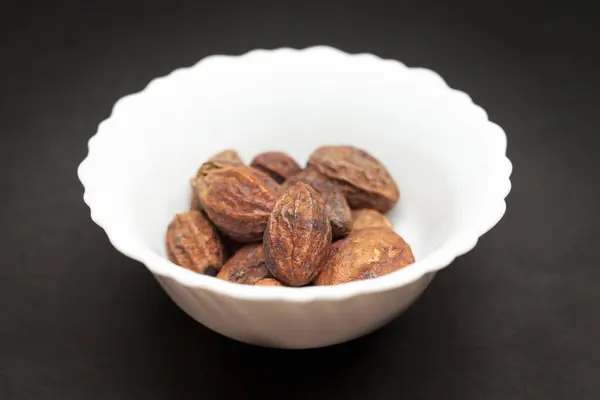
[78,46,512,349]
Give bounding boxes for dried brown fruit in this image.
[217,243,270,285]
[250,152,302,183]
[264,182,332,287]
[314,227,414,285]
[283,169,352,239]
[254,278,284,286]
[351,209,393,230]
[307,145,399,213]
[190,150,243,211]
[193,163,280,242]
[166,210,225,276]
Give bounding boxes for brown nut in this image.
[314,227,414,285]
[254,278,284,286]
[283,169,352,239]
[193,163,280,242]
[217,243,271,285]
[250,152,302,183]
[307,145,399,213]
[351,209,393,230]
[264,182,332,287]
[190,150,244,211]
[166,210,225,276]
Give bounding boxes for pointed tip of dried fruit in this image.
[166,210,225,275]
[264,182,332,287]
[209,149,244,164]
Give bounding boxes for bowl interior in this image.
[89,49,509,281]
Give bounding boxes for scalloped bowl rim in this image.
[77,45,512,303]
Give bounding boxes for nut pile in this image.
[166,146,414,287]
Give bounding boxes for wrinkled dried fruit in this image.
[217,243,270,285]
[264,182,332,287]
[314,227,414,285]
[190,150,244,211]
[254,278,284,286]
[166,210,225,276]
[251,152,302,183]
[307,145,399,213]
[351,209,393,230]
[193,163,280,242]
[283,168,352,239]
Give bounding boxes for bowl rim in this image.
[77,45,513,302]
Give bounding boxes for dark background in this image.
[2,0,599,398]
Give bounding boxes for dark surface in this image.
[2,1,600,398]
